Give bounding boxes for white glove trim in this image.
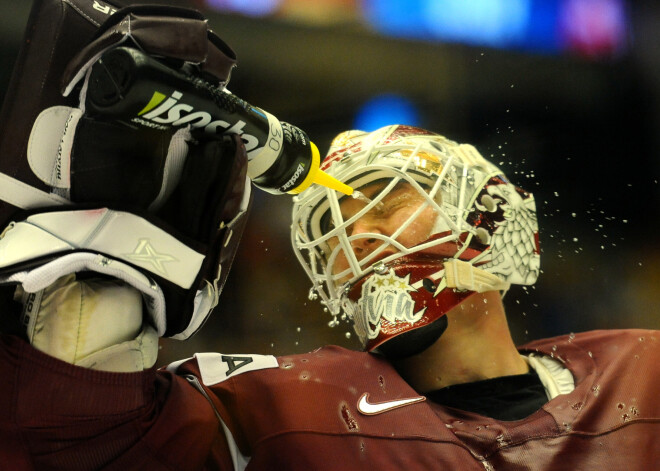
[2,252,167,336]
[0,172,70,209]
[0,209,205,289]
[27,106,83,190]
[148,127,190,211]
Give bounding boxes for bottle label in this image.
[246,109,283,178]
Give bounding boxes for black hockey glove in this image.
[0,2,250,339]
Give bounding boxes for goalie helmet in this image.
[291,125,540,358]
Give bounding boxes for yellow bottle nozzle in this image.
[312,168,354,196]
[289,142,354,196]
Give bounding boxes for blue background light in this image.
[360,0,629,57]
[205,0,282,16]
[353,94,421,131]
[423,0,531,48]
[360,0,428,39]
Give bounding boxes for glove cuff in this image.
[16,274,158,372]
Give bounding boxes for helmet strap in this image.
[444,259,510,293]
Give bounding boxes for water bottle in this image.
[85,46,351,195]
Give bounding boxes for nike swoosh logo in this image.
[357,392,426,415]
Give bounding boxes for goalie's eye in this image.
[320,180,435,238]
[320,211,335,234]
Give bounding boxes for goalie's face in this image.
[319,175,475,355]
[327,181,439,279]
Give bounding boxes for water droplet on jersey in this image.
[340,403,360,431]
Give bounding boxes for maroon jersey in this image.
[0,334,234,471]
[175,329,660,470]
[1,329,659,470]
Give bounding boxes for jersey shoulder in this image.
[519,328,658,352]
[165,345,375,387]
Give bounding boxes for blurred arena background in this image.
[1,0,658,365]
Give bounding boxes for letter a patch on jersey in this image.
[194,352,278,386]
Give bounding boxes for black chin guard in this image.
[377,316,449,360]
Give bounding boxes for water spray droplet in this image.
[352,190,384,210]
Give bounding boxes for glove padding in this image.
[0,132,250,339]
